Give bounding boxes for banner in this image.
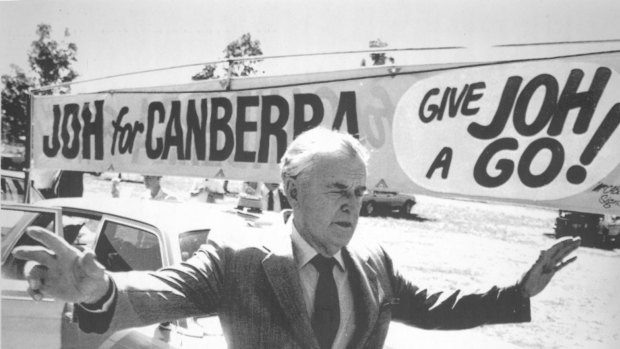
[32,51,620,214]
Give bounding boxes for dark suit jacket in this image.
[77,233,530,349]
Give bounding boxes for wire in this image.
[30,39,620,93]
[495,38,620,47]
[77,49,620,95]
[30,45,465,93]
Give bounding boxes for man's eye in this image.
[328,190,347,197]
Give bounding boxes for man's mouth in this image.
[334,222,352,228]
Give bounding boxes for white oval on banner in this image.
[393,61,620,201]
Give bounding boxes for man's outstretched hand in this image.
[519,236,581,298]
[12,226,110,304]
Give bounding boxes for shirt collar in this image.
[289,218,345,272]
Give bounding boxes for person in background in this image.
[143,175,177,202]
[110,178,121,198]
[261,182,291,212]
[189,178,226,203]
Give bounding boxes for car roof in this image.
[36,197,251,236]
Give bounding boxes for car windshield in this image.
[179,230,209,261]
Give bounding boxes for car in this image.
[235,182,264,213]
[1,197,285,349]
[1,169,45,203]
[361,189,416,217]
[554,210,620,249]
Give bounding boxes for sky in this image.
[1,0,620,92]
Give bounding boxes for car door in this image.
[1,204,64,349]
[76,216,181,349]
[2,204,106,349]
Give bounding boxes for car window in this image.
[0,175,44,203]
[94,221,162,272]
[179,230,209,261]
[60,213,101,250]
[1,176,25,203]
[1,210,56,280]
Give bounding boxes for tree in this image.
[192,33,263,81]
[28,24,79,94]
[1,65,33,144]
[361,38,395,67]
[1,23,78,152]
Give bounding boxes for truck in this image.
[554,210,620,249]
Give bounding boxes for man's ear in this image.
[283,177,298,206]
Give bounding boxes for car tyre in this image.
[601,229,615,250]
[364,201,376,216]
[400,201,414,217]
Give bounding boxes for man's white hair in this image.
[280,127,369,182]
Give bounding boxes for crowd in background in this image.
[28,169,290,213]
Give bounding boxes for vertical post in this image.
[226,59,234,90]
[23,93,32,203]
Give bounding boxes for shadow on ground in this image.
[363,209,434,222]
[402,213,434,222]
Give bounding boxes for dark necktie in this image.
[311,255,340,349]
[267,190,274,211]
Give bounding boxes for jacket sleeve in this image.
[76,240,227,334]
[383,248,531,330]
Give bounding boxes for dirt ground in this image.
[84,175,620,349]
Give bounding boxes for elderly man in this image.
[14,127,579,349]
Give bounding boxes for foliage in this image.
[192,64,218,80]
[28,24,79,94]
[1,23,78,151]
[361,38,395,66]
[192,33,263,80]
[1,65,34,143]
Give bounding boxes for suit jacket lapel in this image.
[343,247,382,349]
[262,238,318,349]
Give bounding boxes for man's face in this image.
[265,183,279,191]
[144,176,160,189]
[292,152,367,256]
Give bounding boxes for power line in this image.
[31,45,465,93]
[31,40,620,93]
[495,38,620,48]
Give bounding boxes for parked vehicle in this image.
[554,210,620,249]
[361,189,416,217]
[1,198,282,349]
[236,181,263,213]
[1,169,44,203]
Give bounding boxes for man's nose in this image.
[341,193,361,213]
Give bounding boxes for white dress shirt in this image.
[144,188,178,202]
[290,222,356,349]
